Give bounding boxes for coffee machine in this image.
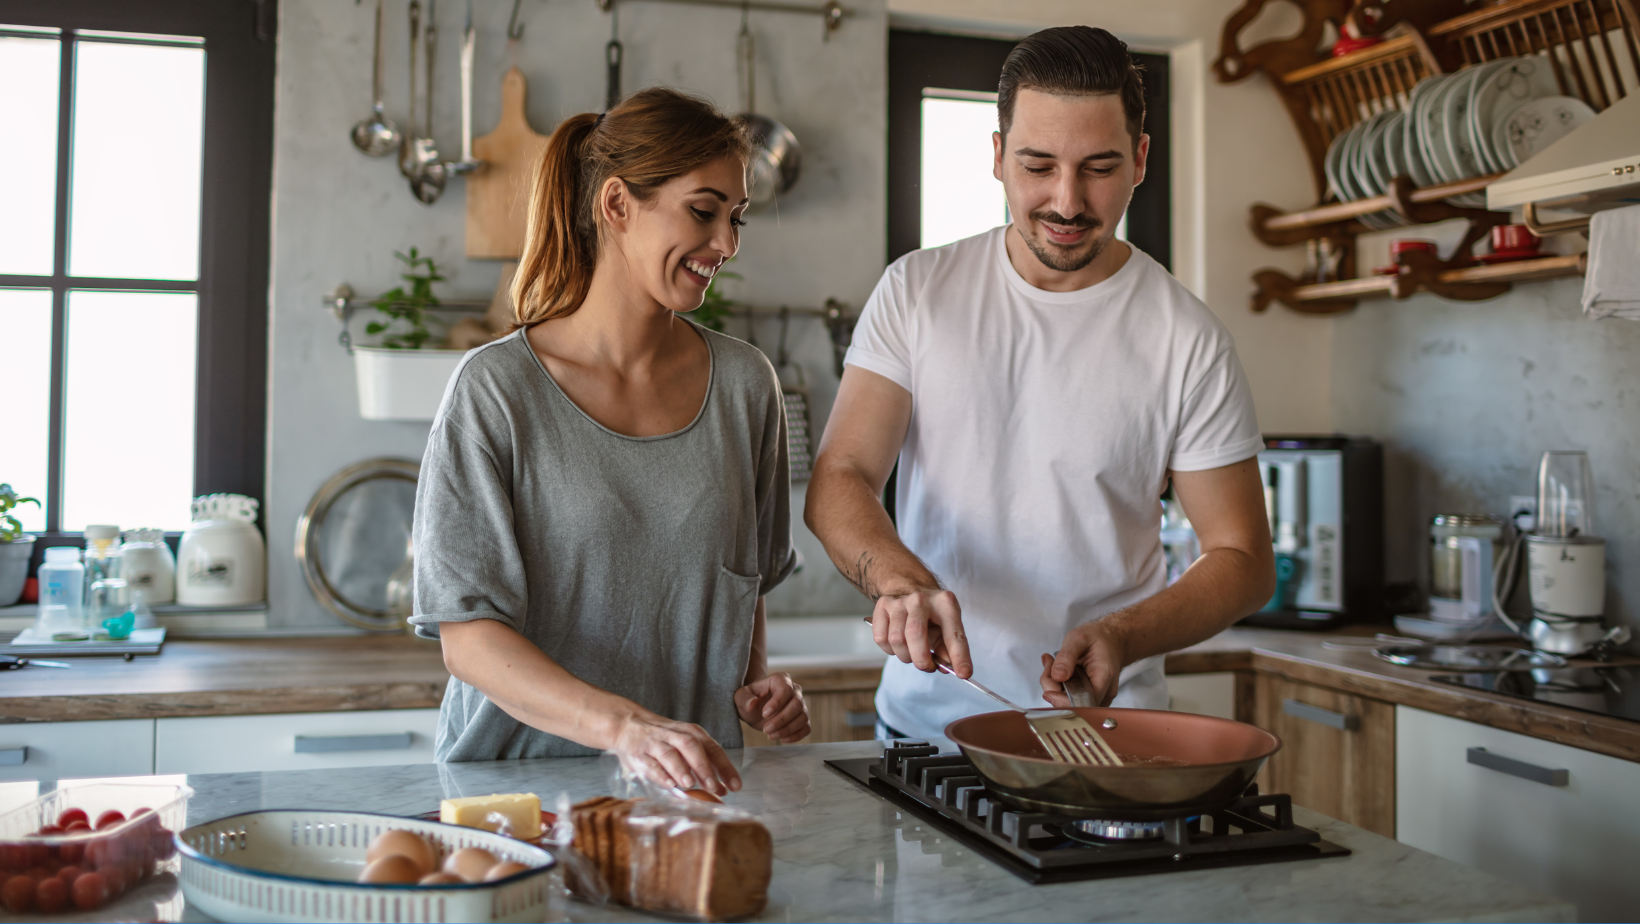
[1241,436,1383,630]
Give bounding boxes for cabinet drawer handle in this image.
[0,747,26,766]
[1467,747,1568,787]
[1282,698,1359,731]
[294,732,413,754]
[844,710,877,728]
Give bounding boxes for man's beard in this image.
[1019,210,1107,273]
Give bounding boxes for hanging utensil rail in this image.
[594,0,850,35]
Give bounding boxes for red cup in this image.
[1390,239,1437,257]
[1490,223,1540,254]
[1332,36,1384,57]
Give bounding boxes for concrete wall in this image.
[265,0,886,629]
[1332,276,1640,638]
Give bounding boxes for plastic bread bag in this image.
[548,791,611,905]
[623,796,773,922]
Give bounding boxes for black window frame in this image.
[887,28,1171,269]
[0,0,275,550]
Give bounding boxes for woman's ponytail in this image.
[512,112,599,327]
[509,89,751,329]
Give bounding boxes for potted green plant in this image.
[0,484,39,607]
[353,248,468,421]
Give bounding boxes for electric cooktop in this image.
[1430,665,1640,723]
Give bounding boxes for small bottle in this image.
[35,547,85,638]
[82,524,122,607]
[88,577,130,634]
[129,588,157,630]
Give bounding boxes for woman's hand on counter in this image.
[611,711,743,796]
[734,673,810,744]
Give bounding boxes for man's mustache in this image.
[1030,210,1100,230]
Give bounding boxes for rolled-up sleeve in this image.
[410,417,528,638]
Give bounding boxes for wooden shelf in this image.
[1257,174,1501,240]
[1255,253,1587,314]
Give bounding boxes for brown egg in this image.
[442,847,498,883]
[358,855,422,885]
[366,829,436,875]
[483,861,530,882]
[417,872,465,886]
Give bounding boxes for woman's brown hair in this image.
[511,87,752,326]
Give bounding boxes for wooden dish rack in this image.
[1215,0,1639,314]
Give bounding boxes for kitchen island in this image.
[113,739,1571,922]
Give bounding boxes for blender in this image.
[1525,451,1625,655]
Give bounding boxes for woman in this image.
[411,88,806,795]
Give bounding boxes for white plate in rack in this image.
[1470,56,1561,172]
[1499,95,1597,167]
[176,810,560,924]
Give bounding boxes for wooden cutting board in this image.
[466,67,548,259]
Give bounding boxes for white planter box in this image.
[353,347,465,421]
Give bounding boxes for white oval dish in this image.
[177,810,559,924]
[1500,95,1597,166]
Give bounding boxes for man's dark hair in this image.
[997,26,1146,147]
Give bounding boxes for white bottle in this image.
[176,494,265,606]
[35,546,85,636]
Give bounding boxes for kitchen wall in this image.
[1332,275,1640,637]
[265,0,887,629]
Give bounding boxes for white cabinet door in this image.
[155,709,440,774]
[0,720,156,781]
[1397,705,1640,923]
[1165,672,1236,720]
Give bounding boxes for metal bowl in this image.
[945,708,1281,820]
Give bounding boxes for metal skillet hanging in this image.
[735,8,801,209]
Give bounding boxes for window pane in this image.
[68,39,205,280]
[0,289,53,533]
[63,290,197,531]
[0,35,61,276]
[921,95,1007,249]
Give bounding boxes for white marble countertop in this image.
[127,739,1573,922]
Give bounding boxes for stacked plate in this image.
[1323,55,1596,217]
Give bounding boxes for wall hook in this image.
[506,0,526,40]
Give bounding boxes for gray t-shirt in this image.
[410,325,795,761]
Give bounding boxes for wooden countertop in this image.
[3,627,1635,765]
[0,635,449,723]
[1165,626,1640,764]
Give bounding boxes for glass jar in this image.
[1429,514,1504,607]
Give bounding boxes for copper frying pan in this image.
[944,707,1281,820]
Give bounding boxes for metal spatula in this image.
[937,665,1123,767]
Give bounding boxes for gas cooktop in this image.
[825,741,1348,884]
[1430,665,1640,723]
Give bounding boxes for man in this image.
[806,26,1274,739]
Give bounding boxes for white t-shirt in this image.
[846,226,1263,739]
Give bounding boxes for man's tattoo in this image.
[845,551,877,599]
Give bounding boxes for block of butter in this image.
[440,792,542,840]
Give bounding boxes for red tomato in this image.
[56,865,83,884]
[93,810,126,831]
[62,820,90,833]
[0,874,33,913]
[35,824,63,836]
[25,867,51,882]
[0,843,28,868]
[58,839,84,864]
[70,871,107,911]
[151,828,176,861]
[56,808,89,828]
[86,835,126,870]
[34,875,67,914]
[100,863,125,897]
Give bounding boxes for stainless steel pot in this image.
[736,19,800,208]
[944,707,1282,820]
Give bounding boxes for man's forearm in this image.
[1097,545,1273,665]
[804,463,938,600]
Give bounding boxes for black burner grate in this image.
[825,741,1349,884]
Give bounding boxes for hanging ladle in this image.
[351,0,401,156]
[408,0,448,203]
